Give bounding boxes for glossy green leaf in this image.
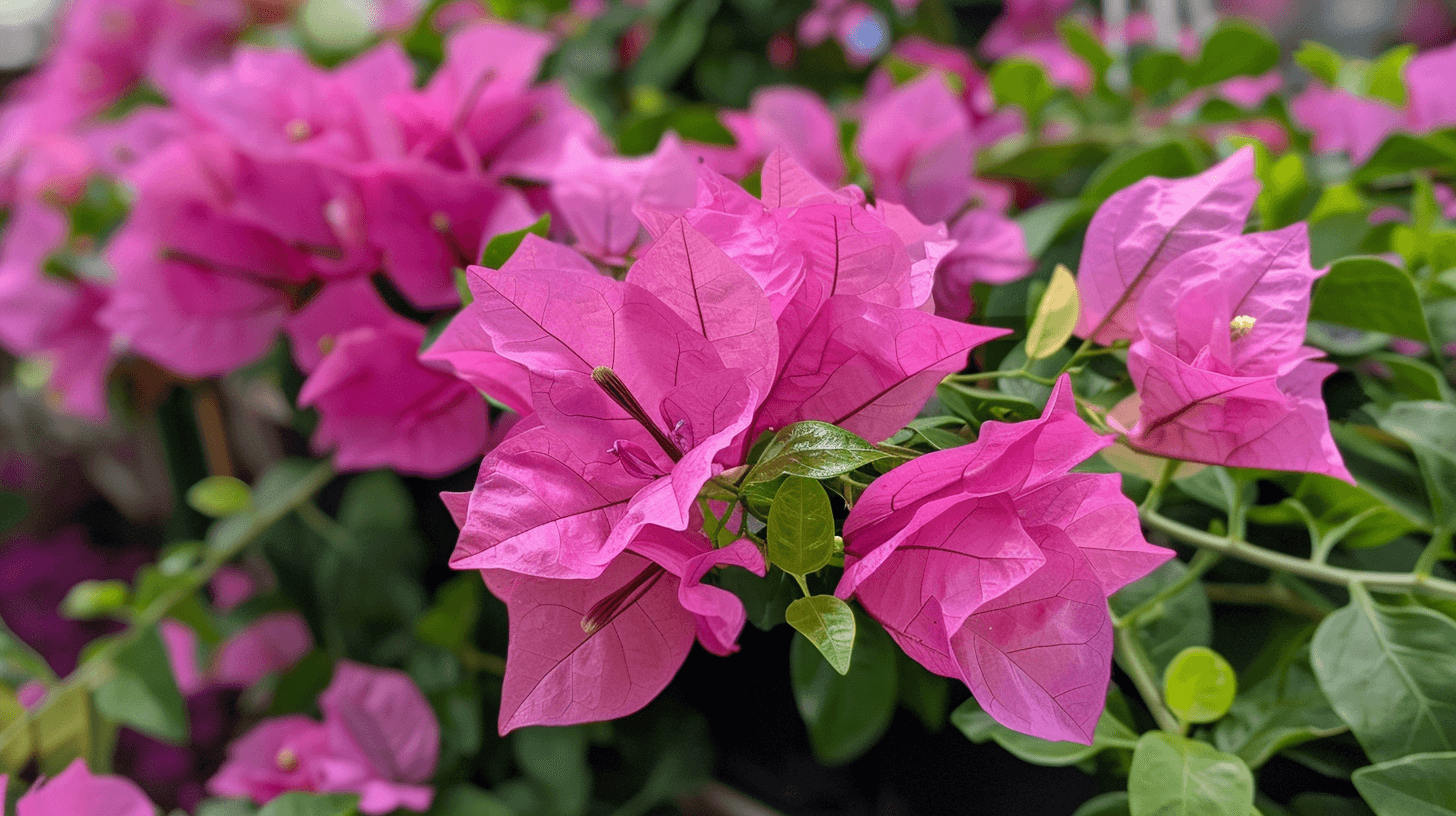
[1352,751,1456,816]
[1360,353,1456,404]
[787,595,856,675]
[1214,650,1347,769]
[479,213,551,270]
[1025,264,1081,360]
[951,694,1139,767]
[1310,257,1432,344]
[1377,401,1456,536]
[1059,18,1112,76]
[1294,41,1342,85]
[1111,559,1213,672]
[1128,732,1255,816]
[747,421,888,484]
[257,792,359,816]
[718,566,797,631]
[1188,21,1280,87]
[1313,584,1456,762]
[94,626,189,744]
[790,611,897,766]
[767,477,835,577]
[1165,647,1238,724]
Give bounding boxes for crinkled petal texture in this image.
[756,296,1006,443]
[837,375,1172,743]
[17,758,157,816]
[489,552,696,734]
[1127,225,1352,481]
[1075,147,1259,346]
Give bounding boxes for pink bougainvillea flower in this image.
[1405,41,1456,133]
[1075,146,1259,346]
[695,86,845,185]
[1289,85,1403,165]
[440,485,765,733]
[549,132,697,262]
[836,375,1172,743]
[1125,224,1352,481]
[15,759,157,816]
[441,229,771,578]
[211,611,314,688]
[854,71,975,224]
[209,661,438,815]
[981,0,1078,59]
[298,318,490,477]
[933,207,1034,320]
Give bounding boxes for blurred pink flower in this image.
[14,759,157,816]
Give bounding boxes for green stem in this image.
[1414,526,1454,578]
[1113,621,1183,735]
[1203,582,1330,621]
[944,370,1059,386]
[1116,549,1220,629]
[1141,508,1456,602]
[60,462,334,694]
[1140,458,1180,513]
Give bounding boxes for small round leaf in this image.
[186,475,253,518]
[1164,646,1238,724]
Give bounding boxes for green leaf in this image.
[257,792,359,816]
[1312,584,1456,763]
[1111,559,1213,672]
[1353,131,1456,183]
[1132,50,1187,96]
[717,567,797,630]
[479,213,551,269]
[1295,41,1342,85]
[0,685,32,773]
[1365,45,1415,106]
[1128,732,1255,816]
[1309,257,1432,344]
[60,580,130,619]
[428,785,513,816]
[208,460,333,556]
[1189,21,1279,87]
[747,421,887,484]
[338,471,425,577]
[1377,401,1456,536]
[1352,751,1456,816]
[94,626,189,744]
[990,58,1056,120]
[787,595,856,675]
[1016,200,1083,258]
[1073,793,1132,816]
[1059,18,1112,76]
[951,694,1139,767]
[195,799,261,816]
[415,575,482,652]
[186,475,252,518]
[790,611,897,766]
[766,476,835,577]
[1164,646,1238,724]
[1083,141,1201,204]
[31,683,95,774]
[626,0,720,89]
[0,491,27,535]
[513,725,592,816]
[1360,353,1456,404]
[1025,264,1080,360]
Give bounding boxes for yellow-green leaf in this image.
[1025,264,1080,361]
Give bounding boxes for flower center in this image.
[591,366,683,462]
[581,564,667,634]
[276,748,299,772]
[285,119,312,142]
[1229,315,1256,341]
